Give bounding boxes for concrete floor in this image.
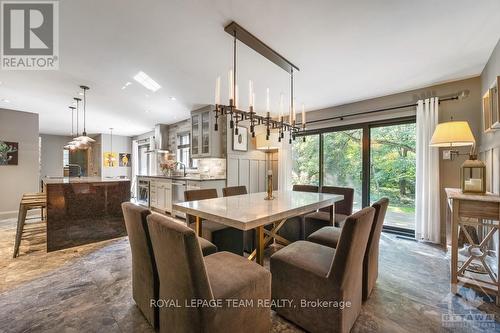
[1,216,499,332]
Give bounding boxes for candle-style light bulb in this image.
[302,104,305,124]
[253,93,256,111]
[235,84,239,109]
[248,80,253,108]
[215,76,221,105]
[279,93,284,118]
[266,88,270,112]
[293,99,296,122]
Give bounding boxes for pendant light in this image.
[106,128,117,167]
[74,85,95,144]
[64,106,78,150]
[72,97,90,149]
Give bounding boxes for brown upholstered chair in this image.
[276,184,319,242]
[303,186,354,238]
[121,203,217,328]
[271,206,375,333]
[307,198,389,300]
[184,189,246,255]
[147,213,271,333]
[222,185,248,197]
[222,186,255,253]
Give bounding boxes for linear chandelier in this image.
[213,22,306,144]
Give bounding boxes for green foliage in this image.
[291,123,416,209]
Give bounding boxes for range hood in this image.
[146,124,170,153]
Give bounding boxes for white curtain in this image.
[131,140,139,198]
[415,97,441,243]
[278,139,293,191]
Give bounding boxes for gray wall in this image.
[100,133,132,178]
[480,39,500,152]
[306,77,482,245]
[40,134,72,178]
[0,109,39,217]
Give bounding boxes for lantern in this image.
[461,155,486,194]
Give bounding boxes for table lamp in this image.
[430,121,485,194]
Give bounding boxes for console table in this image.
[446,188,500,306]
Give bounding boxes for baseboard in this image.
[0,209,42,221]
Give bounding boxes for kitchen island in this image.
[43,177,130,251]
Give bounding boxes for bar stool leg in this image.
[13,205,28,258]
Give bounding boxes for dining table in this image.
[173,190,344,265]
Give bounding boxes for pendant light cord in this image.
[83,89,86,134]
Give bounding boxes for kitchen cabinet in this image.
[191,106,225,159]
[150,179,172,213]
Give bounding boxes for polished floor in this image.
[0,216,499,332]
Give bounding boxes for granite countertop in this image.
[43,177,131,184]
[137,175,226,181]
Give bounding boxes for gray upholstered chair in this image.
[121,203,216,328]
[147,213,271,333]
[222,186,255,253]
[184,189,247,255]
[303,186,354,238]
[271,206,375,333]
[276,184,319,242]
[307,198,389,300]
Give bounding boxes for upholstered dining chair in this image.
[222,186,255,253]
[271,206,375,333]
[222,185,248,197]
[147,213,271,333]
[121,203,217,329]
[184,189,246,255]
[303,186,354,238]
[307,197,389,301]
[276,184,319,242]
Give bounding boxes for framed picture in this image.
[0,140,18,165]
[232,126,248,152]
[119,153,131,167]
[483,90,492,133]
[103,152,118,167]
[490,76,500,130]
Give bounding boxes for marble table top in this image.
[173,191,344,231]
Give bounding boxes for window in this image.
[292,117,416,236]
[291,134,320,185]
[63,149,69,167]
[177,132,196,169]
[138,143,150,175]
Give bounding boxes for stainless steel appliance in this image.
[137,179,150,207]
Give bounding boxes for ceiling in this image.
[1,0,499,136]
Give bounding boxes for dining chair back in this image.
[320,186,354,215]
[292,184,319,193]
[222,186,248,197]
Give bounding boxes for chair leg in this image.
[13,205,27,258]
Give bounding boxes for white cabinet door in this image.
[164,185,172,213]
[150,181,157,208]
[157,184,165,210]
[227,158,239,187]
[258,160,266,192]
[239,159,250,190]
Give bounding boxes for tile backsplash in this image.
[196,158,226,178]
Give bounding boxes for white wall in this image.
[0,109,39,217]
[100,133,133,178]
[40,134,72,177]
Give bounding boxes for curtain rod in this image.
[299,95,460,126]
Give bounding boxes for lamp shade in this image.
[256,132,279,151]
[430,121,475,147]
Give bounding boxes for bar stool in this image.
[13,192,47,258]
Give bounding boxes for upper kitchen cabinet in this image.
[191,105,226,158]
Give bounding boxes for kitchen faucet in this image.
[176,161,187,177]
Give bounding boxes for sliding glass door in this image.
[292,117,416,235]
[323,130,363,211]
[370,122,416,232]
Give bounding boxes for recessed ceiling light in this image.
[133,71,161,92]
[121,81,132,90]
[79,92,84,96]
[1,99,10,103]
[169,96,176,101]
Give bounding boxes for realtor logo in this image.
[1,1,59,70]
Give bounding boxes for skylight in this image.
[133,71,161,92]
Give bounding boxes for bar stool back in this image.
[13,192,47,258]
